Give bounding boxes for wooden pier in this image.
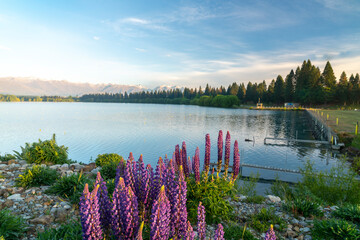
[209,162,301,174]
[264,137,330,146]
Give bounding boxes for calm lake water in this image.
[0,102,339,182]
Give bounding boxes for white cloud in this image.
[316,0,360,12]
[123,17,149,25]
[135,48,147,52]
[0,45,11,51]
[93,36,100,41]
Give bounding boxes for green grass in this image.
[0,153,15,162]
[250,207,286,233]
[332,204,360,225]
[0,209,28,240]
[15,165,59,188]
[36,219,82,240]
[242,195,265,204]
[320,110,360,135]
[283,198,323,218]
[312,219,360,240]
[223,224,258,240]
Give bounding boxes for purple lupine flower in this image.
[204,134,211,178]
[150,158,166,208]
[164,154,169,166]
[94,172,112,231]
[194,147,200,184]
[136,221,144,240]
[188,157,193,174]
[172,165,188,239]
[146,164,154,211]
[232,140,240,181]
[150,185,171,240]
[128,152,134,161]
[182,141,190,178]
[184,221,195,240]
[114,158,126,187]
[133,155,150,220]
[79,184,103,240]
[172,152,177,170]
[197,202,206,240]
[214,224,224,240]
[217,130,223,175]
[124,159,135,191]
[111,178,125,239]
[167,159,179,236]
[175,145,181,171]
[224,131,231,177]
[264,225,276,240]
[119,185,139,240]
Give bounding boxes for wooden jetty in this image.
[264,137,330,146]
[209,162,300,174]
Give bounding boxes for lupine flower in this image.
[184,221,195,240]
[224,131,231,177]
[150,186,171,240]
[111,178,125,239]
[146,164,154,211]
[204,134,211,178]
[175,145,181,170]
[172,166,188,239]
[265,225,276,240]
[120,185,139,240]
[214,224,224,240]
[194,147,200,184]
[136,221,144,240]
[150,158,166,207]
[114,159,125,187]
[128,152,134,161]
[217,130,223,176]
[187,156,192,174]
[164,154,169,166]
[79,184,103,240]
[124,159,135,191]
[232,140,240,181]
[197,202,206,240]
[182,141,189,178]
[94,172,112,231]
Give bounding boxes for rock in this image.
[7,159,17,165]
[0,164,7,169]
[50,164,60,170]
[294,226,300,232]
[1,199,14,208]
[330,206,338,211]
[91,167,101,174]
[30,215,54,225]
[7,193,24,201]
[0,188,9,197]
[54,208,69,222]
[291,218,299,225]
[18,160,27,165]
[304,235,312,240]
[82,163,96,173]
[298,235,304,240]
[266,195,281,203]
[286,230,297,238]
[300,227,311,233]
[59,164,69,171]
[24,196,36,203]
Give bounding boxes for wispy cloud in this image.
[135,48,147,52]
[93,36,100,41]
[0,45,11,51]
[316,0,360,12]
[123,17,149,25]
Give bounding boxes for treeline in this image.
[0,95,76,102]
[80,60,360,107]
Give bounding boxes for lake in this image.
[0,102,339,182]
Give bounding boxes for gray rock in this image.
[7,193,24,201]
[330,206,338,211]
[304,235,312,240]
[0,164,7,169]
[266,195,281,203]
[291,218,299,225]
[300,227,311,233]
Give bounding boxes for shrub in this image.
[237,173,259,197]
[332,204,360,225]
[95,153,123,167]
[242,195,265,204]
[100,160,125,180]
[250,208,286,233]
[299,159,360,205]
[14,134,70,165]
[268,176,294,201]
[187,176,236,224]
[223,224,257,240]
[352,135,360,149]
[46,173,93,204]
[0,153,15,162]
[16,165,59,188]
[0,209,27,240]
[283,198,323,218]
[36,219,82,240]
[312,219,360,240]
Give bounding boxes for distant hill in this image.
[0,77,148,96]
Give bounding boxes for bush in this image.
[332,204,360,225]
[0,154,15,162]
[224,224,257,240]
[95,153,123,167]
[250,208,286,233]
[186,176,236,224]
[237,173,259,197]
[0,209,27,240]
[16,165,59,188]
[243,195,265,204]
[352,135,360,149]
[299,159,360,205]
[36,219,82,240]
[312,219,360,240]
[46,173,93,204]
[100,160,126,180]
[14,134,70,165]
[268,176,294,201]
[283,198,323,218]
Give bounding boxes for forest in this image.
[80,60,360,107]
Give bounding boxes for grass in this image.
[223,224,257,240]
[45,172,93,204]
[250,207,286,233]
[36,219,82,240]
[0,153,15,162]
[242,195,265,204]
[283,198,323,218]
[332,204,360,225]
[312,219,360,240]
[0,209,28,240]
[15,165,59,188]
[319,109,360,135]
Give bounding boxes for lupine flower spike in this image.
[217,130,223,177]
[182,141,189,178]
[194,147,200,184]
[172,166,188,239]
[94,172,112,231]
[150,185,171,240]
[204,134,211,179]
[197,202,206,240]
[232,140,240,182]
[214,224,225,240]
[79,184,103,240]
[136,221,144,240]
[264,224,276,240]
[224,131,231,178]
[184,221,195,240]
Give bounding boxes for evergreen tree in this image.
[285,70,295,102]
[274,75,285,104]
[237,83,246,103]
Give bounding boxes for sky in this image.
[0,0,359,88]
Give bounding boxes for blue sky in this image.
[0,0,359,88]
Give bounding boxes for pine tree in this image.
[274,75,285,104]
